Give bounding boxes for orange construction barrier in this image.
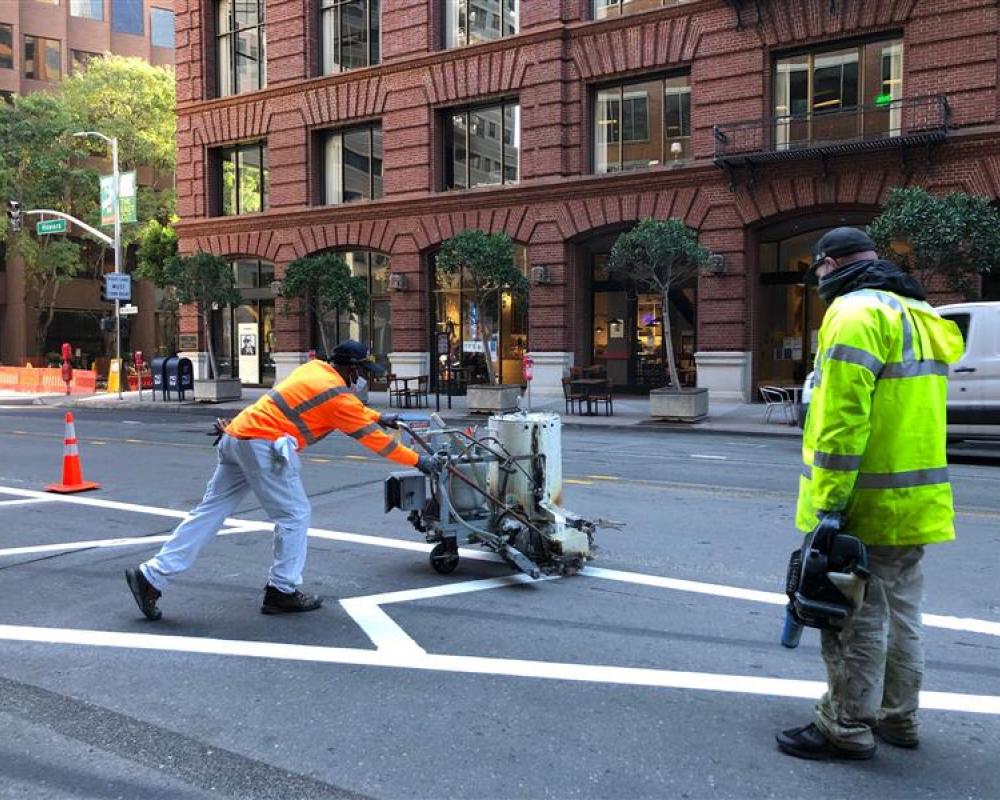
[0,366,97,394]
[45,412,101,494]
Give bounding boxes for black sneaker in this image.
[261,585,323,615]
[776,723,876,761]
[125,568,162,621]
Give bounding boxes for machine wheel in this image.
[430,542,460,575]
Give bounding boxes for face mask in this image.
[352,375,368,395]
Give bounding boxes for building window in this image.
[444,101,520,189]
[151,8,175,48]
[311,251,391,372]
[774,38,903,149]
[594,74,690,173]
[433,244,528,387]
[216,0,266,97]
[0,25,12,70]
[212,259,277,385]
[112,0,144,34]
[322,124,383,204]
[71,49,100,73]
[593,0,696,19]
[24,36,61,82]
[445,0,517,49]
[320,0,380,74]
[0,91,12,104]
[215,141,268,216]
[70,0,104,20]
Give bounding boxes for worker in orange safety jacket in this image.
[126,340,439,620]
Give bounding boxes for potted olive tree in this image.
[167,250,243,402]
[608,218,710,422]
[436,229,528,414]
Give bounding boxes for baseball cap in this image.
[810,227,877,270]
[330,339,386,377]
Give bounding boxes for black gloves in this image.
[416,454,443,476]
[378,413,400,430]
[206,418,230,447]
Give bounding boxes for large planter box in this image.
[649,387,709,422]
[194,378,243,403]
[466,384,522,414]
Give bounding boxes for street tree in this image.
[435,230,528,385]
[608,218,710,391]
[135,218,180,354]
[0,54,175,359]
[280,252,369,359]
[166,251,241,380]
[868,186,1000,298]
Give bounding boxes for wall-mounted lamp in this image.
[270,279,283,297]
[530,264,551,285]
[388,272,408,292]
[703,254,727,275]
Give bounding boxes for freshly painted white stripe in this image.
[0,527,254,558]
[351,573,551,607]
[0,498,56,507]
[0,623,997,714]
[690,454,727,461]
[584,566,787,606]
[339,599,425,655]
[922,614,1000,638]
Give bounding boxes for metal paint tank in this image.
[486,412,563,519]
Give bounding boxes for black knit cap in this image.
[330,339,386,377]
[810,227,877,270]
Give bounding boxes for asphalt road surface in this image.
[0,406,998,800]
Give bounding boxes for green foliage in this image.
[608,218,710,390]
[868,187,1000,298]
[436,230,528,384]
[281,252,369,359]
[135,218,179,288]
[607,218,710,294]
[0,54,176,356]
[167,251,241,379]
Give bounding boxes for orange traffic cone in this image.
[45,412,101,494]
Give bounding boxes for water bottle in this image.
[781,605,804,649]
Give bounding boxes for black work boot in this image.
[776,723,875,761]
[874,724,919,749]
[261,585,323,615]
[125,567,162,621]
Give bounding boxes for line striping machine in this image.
[384,412,619,578]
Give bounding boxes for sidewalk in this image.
[13,386,803,438]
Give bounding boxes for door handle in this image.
[953,367,977,373]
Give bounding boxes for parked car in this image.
[799,301,1000,437]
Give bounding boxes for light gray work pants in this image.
[141,434,310,594]
[815,545,925,750]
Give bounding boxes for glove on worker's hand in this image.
[206,418,230,447]
[378,413,400,429]
[416,454,442,476]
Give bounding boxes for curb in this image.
[32,397,802,439]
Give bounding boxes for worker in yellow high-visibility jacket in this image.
[126,340,439,620]
[777,228,964,761]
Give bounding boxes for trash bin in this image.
[163,356,195,401]
[151,356,168,401]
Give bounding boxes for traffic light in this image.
[6,200,21,233]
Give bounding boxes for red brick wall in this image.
[174,0,1000,362]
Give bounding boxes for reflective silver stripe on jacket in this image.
[813,451,863,471]
[346,422,379,441]
[879,361,950,378]
[377,439,399,457]
[801,464,948,488]
[267,386,353,446]
[826,344,883,377]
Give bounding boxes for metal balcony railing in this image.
[713,94,950,172]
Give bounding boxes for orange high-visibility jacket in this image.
[226,360,419,468]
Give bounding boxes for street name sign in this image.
[120,304,139,316]
[36,219,68,235]
[103,273,132,302]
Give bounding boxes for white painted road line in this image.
[690,454,728,460]
[0,623,997,715]
[0,497,56,507]
[339,599,426,655]
[0,527,256,559]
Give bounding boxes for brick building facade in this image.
[173,0,1000,400]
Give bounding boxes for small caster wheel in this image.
[430,542,459,575]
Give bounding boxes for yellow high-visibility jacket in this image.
[796,288,964,545]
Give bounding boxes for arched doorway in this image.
[754,211,875,390]
[576,229,697,392]
[212,257,277,386]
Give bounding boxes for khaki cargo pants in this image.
[814,545,925,750]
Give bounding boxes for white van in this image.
[799,301,1000,436]
[937,301,1000,436]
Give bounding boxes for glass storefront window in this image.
[212,259,276,385]
[773,38,903,150]
[432,244,528,388]
[594,74,691,173]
